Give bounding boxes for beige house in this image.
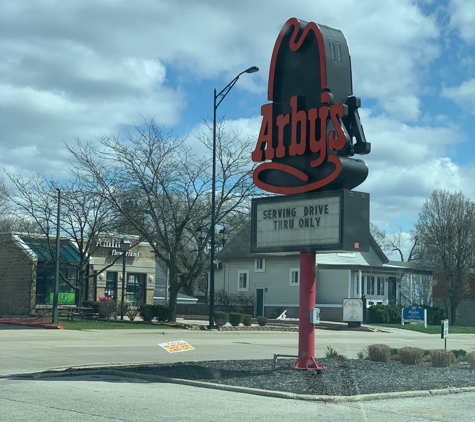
[88,237,156,305]
[0,233,156,315]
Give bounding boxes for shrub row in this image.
[368,304,404,324]
[213,311,266,326]
[82,302,169,321]
[366,344,475,368]
[368,304,445,325]
[138,304,168,322]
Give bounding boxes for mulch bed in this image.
[118,358,475,396]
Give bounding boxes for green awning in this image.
[25,240,81,263]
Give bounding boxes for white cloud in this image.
[449,0,475,44]
[380,96,421,121]
[441,78,475,113]
[0,0,473,239]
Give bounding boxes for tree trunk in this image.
[450,302,458,326]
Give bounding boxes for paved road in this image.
[2,324,475,376]
[1,373,475,422]
[1,323,475,421]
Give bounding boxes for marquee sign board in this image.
[251,18,371,195]
[251,190,369,253]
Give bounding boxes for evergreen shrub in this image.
[229,312,243,326]
[214,311,229,326]
[257,316,267,326]
[242,314,252,326]
[139,304,155,321]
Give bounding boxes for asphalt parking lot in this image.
[2,323,475,421]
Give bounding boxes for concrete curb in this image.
[0,320,63,329]
[22,366,475,403]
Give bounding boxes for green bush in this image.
[83,301,100,314]
[368,304,385,323]
[431,350,454,367]
[229,312,243,327]
[367,344,390,362]
[368,304,404,323]
[242,314,252,326]
[420,305,445,325]
[214,311,229,326]
[153,304,168,321]
[257,315,267,326]
[98,301,116,319]
[139,304,155,321]
[387,304,404,323]
[325,345,346,360]
[451,349,467,360]
[399,347,424,365]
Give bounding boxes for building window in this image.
[254,258,265,272]
[366,276,375,295]
[377,277,385,296]
[105,272,117,300]
[126,273,146,305]
[289,268,299,286]
[237,270,249,291]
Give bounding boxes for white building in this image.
[215,225,432,321]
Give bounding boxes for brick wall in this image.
[0,234,36,315]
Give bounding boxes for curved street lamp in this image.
[209,67,258,328]
[51,181,60,324]
[120,237,131,320]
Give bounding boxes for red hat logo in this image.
[252,18,371,195]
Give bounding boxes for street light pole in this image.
[209,66,258,328]
[120,237,131,320]
[50,182,61,324]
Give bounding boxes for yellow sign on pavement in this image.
[158,340,194,353]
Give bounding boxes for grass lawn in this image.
[370,323,475,335]
[57,317,178,330]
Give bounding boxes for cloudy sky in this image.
[1,0,474,239]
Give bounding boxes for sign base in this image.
[294,356,326,371]
[294,251,327,371]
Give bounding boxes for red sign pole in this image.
[295,251,326,370]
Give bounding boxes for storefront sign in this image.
[49,293,75,305]
[342,298,363,322]
[251,190,369,252]
[110,249,140,258]
[95,239,140,257]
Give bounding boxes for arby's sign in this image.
[252,18,371,195]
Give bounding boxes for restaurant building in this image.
[0,233,156,315]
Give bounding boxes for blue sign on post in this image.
[401,305,427,328]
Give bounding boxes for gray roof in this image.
[218,223,431,275]
[218,223,388,263]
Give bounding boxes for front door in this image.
[388,277,397,305]
[255,288,264,317]
[126,274,146,305]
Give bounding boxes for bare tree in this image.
[0,170,119,305]
[68,118,257,321]
[416,189,475,324]
[370,223,418,262]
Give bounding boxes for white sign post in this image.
[441,319,449,350]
